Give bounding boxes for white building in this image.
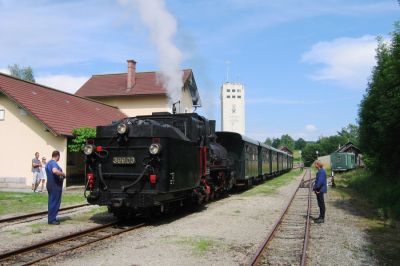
[221,82,245,134]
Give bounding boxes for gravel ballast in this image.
[55,173,304,266]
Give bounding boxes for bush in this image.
[343,169,400,219]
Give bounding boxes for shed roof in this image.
[0,73,126,136]
[336,141,361,153]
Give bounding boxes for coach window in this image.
[0,109,4,121]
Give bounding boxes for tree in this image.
[68,128,96,152]
[271,138,280,148]
[7,64,35,82]
[359,23,400,180]
[337,124,359,146]
[280,134,295,150]
[264,137,272,146]
[317,135,347,155]
[294,138,307,150]
[302,143,320,167]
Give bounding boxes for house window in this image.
[232,95,236,98]
[0,109,4,121]
[232,89,236,92]
[227,95,230,98]
[227,89,230,92]
[238,95,242,98]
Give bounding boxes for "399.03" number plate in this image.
[112,157,135,164]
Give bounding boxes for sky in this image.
[0,0,399,141]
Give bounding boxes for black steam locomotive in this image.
[83,112,292,217]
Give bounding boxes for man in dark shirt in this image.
[45,150,66,225]
[313,160,327,223]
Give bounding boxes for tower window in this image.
[232,95,236,98]
[227,89,230,92]
[227,95,230,98]
[238,95,241,98]
[232,89,236,92]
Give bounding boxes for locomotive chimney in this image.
[127,59,137,89]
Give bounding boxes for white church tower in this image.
[221,82,245,134]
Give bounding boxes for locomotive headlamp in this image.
[149,143,162,155]
[117,123,128,134]
[83,144,95,155]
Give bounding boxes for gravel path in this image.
[50,173,304,266]
[308,188,378,266]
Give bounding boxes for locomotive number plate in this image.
[112,157,136,165]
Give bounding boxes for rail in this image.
[248,168,312,265]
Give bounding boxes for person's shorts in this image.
[32,172,41,184]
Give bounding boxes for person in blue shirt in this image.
[313,160,327,223]
[45,150,66,225]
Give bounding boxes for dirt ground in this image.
[1,171,386,265]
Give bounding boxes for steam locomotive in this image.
[83,112,292,217]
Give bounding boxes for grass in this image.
[175,237,217,255]
[332,169,400,265]
[241,169,302,197]
[0,191,87,216]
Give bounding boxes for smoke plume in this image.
[120,0,183,104]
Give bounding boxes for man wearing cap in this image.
[45,150,65,225]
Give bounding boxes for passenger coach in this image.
[216,132,292,186]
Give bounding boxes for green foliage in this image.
[68,127,96,152]
[338,169,400,220]
[337,124,360,146]
[264,137,272,146]
[294,138,307,150]
[358,22,400,180]
[271,137,280,148]
[280,134,295,150]
[302,143,320,166]
[317,135,347,155]
[7,64,35,82]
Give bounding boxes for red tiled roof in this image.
[0,73,126,136]
[75,69,192,98]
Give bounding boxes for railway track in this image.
[0,221,145,265]
[249,168,313,266]
[0,204,90,225]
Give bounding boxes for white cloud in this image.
[305,124,317,132]
[301,35,378,89]
[0,68,10,74]
[36,75,89,94]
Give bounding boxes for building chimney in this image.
[127,59,136,89]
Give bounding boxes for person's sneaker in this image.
[314,218,324,224]
[48,221,60,225]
